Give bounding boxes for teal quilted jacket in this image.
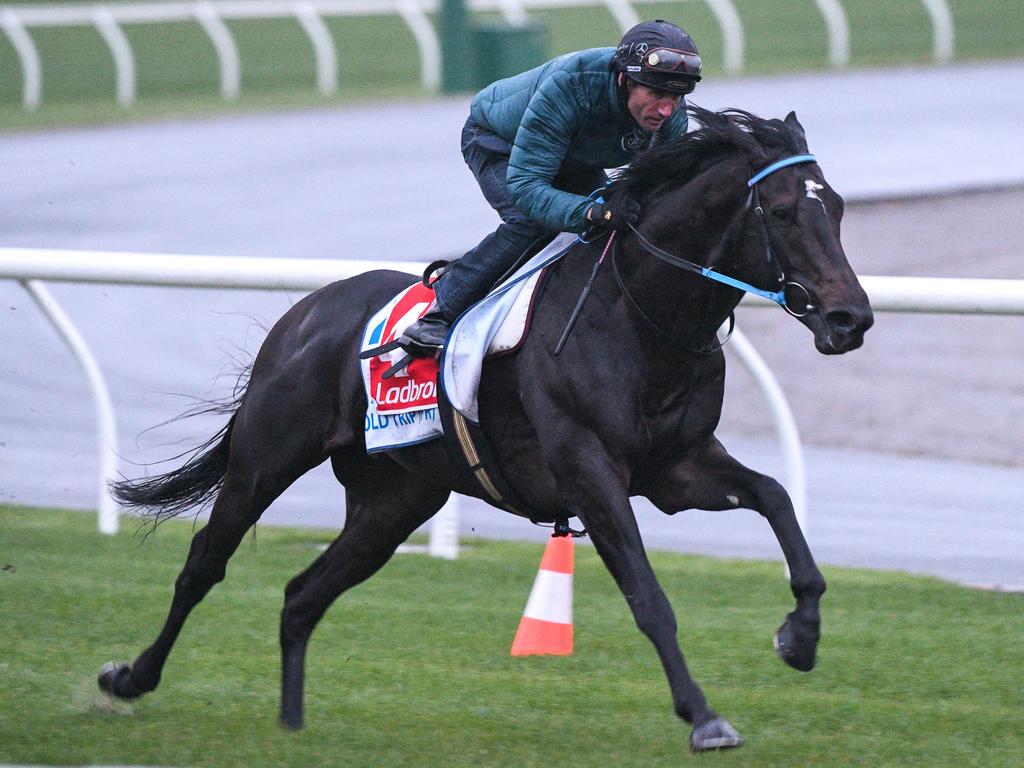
[469,47,688,232]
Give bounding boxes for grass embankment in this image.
[1,0,1022,130]
[0,505,1021,766]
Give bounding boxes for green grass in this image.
[0,505,1022,766]
[1,0,1023,130]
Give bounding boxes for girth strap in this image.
[436,373,562,527]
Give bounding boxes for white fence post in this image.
[395,0,440,94]
[1,10,42,110]
[602,0,639,34]
[920,0,954,63]
[429,495,460,559]
[93,6,137,107]
[20,279,120,535]
[702,0,744,74]
[727,327,807,535]
[294,1,338,96]
[194,1,241,100]
[494,0,529,26]
[813,0,850,67]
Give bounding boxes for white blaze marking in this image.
[726,495,740,507]
[805,179,826,211]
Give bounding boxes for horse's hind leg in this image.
[99,436,325,701]
[279,456,449,729]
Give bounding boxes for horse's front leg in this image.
[537,433,742,752]
[643,438,825,672]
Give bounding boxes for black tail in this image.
[111,367,249,525]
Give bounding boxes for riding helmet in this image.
[614,20,702,94]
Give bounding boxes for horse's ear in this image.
[784,111,809,150]
[784,111,804,135]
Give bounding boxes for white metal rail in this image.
[4,246,1022,541]
[1,0,955,109]
[0,247,799,537]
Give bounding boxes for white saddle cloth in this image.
[443,232,578,423]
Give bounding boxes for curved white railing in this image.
[0,0,955,109]
[194,1,241,100]
[92,6,135,107]
[3,246,1022,544]
[19,279,121,534]
[813,0,849,67]
[0,249,424,535]
[702,0,743,74]
[295,1,339,95]
[0,9,41,109]
[920,0,954,63]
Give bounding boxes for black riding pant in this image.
[432,119,607,320]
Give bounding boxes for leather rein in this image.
[611,153,819,353]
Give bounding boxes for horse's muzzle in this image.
[817,305,874,354]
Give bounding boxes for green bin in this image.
[472,22,547,88]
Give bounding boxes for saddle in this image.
[358,233,581,525]
[358,254,554,453]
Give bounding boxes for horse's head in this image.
[741,111,873,354]
[612,106,873,355]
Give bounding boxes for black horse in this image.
[99,106,873,752]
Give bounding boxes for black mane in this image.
[610,105,807,199]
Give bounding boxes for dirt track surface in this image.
[719,186,1024,467]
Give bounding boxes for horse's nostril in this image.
[825,310,857,336]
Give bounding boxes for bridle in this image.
[746,153,817,318]
[617,153,820,344]
[555,153,821,357]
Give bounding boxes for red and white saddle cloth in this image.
[360,282,443,452]
[359,232,576,453]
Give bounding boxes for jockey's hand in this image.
[585,196,641,232]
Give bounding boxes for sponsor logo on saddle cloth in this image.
[360,282,442,453]
[360,239,564,453]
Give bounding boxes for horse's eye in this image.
[772,207,791,222]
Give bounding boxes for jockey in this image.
[399,19,703,353]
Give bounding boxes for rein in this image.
[624,152,818,319]
[611,236,734,354]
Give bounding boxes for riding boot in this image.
[398,306,454,355]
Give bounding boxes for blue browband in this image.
[747,154,817,187]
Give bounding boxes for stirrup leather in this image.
[360,328,444,380]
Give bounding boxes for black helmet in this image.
[614,19,702,95]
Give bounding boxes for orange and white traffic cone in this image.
[510,534,574,656]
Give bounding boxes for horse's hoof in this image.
[98,661,144,700]
[690,716,743,752]
[279,713,304,731]
[774,617,818,672]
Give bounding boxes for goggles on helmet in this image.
[635,47,702,76]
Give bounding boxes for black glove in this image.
[585,194,641,232]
